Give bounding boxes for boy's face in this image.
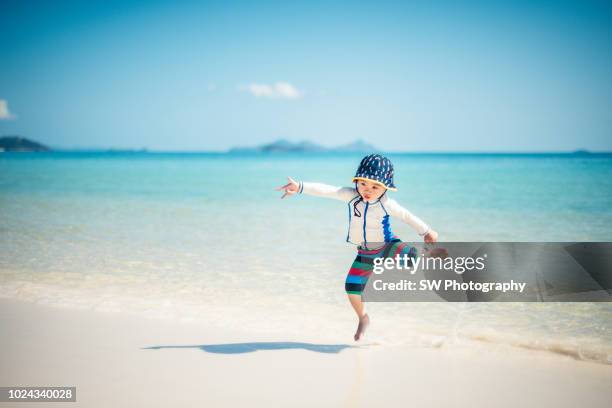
[356,179,387,202]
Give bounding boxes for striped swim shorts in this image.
[345,239,418,296]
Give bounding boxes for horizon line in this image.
[5,148,612,155]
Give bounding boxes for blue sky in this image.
[1,0,611,152]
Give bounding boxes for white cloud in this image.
[245,82,303,99]
[0,99,16,120]
[248,83,275,97]
[274,82,302,99]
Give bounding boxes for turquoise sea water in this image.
[1,152,612,363]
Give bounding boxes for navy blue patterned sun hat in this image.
[352,154,397,190]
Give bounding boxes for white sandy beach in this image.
[1,298,611,408]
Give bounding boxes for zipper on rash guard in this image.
[362,201,369,246]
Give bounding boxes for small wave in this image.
[463,332,612,365]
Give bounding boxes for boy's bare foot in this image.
[354,313,370,341]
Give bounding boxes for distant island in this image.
[2,135,606,155]
[0,136,51,152]
[229,139,379,153]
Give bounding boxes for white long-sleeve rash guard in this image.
[297,181,430,246]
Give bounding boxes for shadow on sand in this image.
[142,342,357,354]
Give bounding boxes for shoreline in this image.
[2,269,611,366]
[1,268,611,366]
[1,298,611,407]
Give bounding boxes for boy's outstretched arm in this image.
[275,177,356,202]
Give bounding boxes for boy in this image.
[277,154,438,340]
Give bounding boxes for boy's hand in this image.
[424,229,438,244]
[276,177,299,199]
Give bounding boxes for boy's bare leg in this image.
[348,294,370,341]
